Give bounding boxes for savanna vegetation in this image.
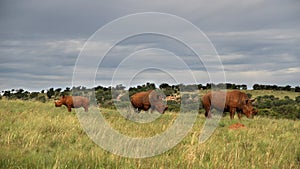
[1,83,300,119]
[1,83,299,168]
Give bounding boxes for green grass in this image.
[245,90,300,100]
[0,99,300,169]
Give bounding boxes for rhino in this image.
[55,95,89,112]
[202,90,257,119]
[130,90,168,114]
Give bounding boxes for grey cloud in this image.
[0,0,299,90]
[0,38,84,90]
[208,29,300,73]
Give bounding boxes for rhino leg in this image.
[204,105,212,118]
[237,113,242,119]
[208,111,212,118]
[205,110,209,117]
[229,108,236,119]
[205,110,212,118]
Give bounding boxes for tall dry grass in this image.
[0,99,299,168]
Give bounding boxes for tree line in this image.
[253,84,300,92]
[1,83,299,102]
[1,82,299,119]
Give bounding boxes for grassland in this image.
[0,98,300,169]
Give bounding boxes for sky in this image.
[0,0,299,91]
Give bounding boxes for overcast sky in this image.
[0,0,299,91]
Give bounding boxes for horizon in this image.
[1,82,298,93]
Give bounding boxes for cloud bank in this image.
[0,0,299,91]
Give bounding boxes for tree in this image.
[47,88,55,99]
[30,92,39,99]
[145,82,156,90]
[240,84,247,90]
[197,84,203,90]
[159,83,170,89]
[15,89,25,99]
[55,88,62,93]
[283,85,291,91]
[225,83,233,89]
[159,83,174,96]
[272,85,278,90]
[94,85,104,91]
[171,85,179,91]
[206,83,211,89]
[295,86,300,92]
[253,84,260,90]
[3,91,11,98]
[62,87,71,96]
[55,88,62,97]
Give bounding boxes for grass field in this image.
[0,97,300,168]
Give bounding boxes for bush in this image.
[30,92,39,100]
[296,96,300,104]
[37,95,46,103]
[167,100,180,112]
[258,109,273,117]
[272,105,298,119]
[256,95,299,120]
[246,93,252,99]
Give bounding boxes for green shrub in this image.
[37,95,46,103]
[295,96,300,104]
[167,100,180,112]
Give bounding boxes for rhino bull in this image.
[202,90,258,119]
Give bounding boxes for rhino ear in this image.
[244,99,251,104]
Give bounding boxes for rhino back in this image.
[72,96,89,108]
[130,91,151,108]
[226,91,248,108]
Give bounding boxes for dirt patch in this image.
[229,123,246,129]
